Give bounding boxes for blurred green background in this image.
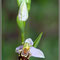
[2,0,58,60]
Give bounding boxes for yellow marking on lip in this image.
[19,55,20,56]
[20,58,22,60]
[23,43,30,50]
[19,50,22,52]
[25,55,27,57]
[21,54,24,56]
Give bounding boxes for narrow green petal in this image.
[33,32,43,48]
[26,0,31,12]
[17,0,22,6]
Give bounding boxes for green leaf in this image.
[33,32,43,48]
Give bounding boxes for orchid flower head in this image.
[15,38,45,59]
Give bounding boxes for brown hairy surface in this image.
[18,52,30,60]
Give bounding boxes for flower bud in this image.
[18,0,28,21]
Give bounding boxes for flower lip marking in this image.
[23,48,29,54]
[22,42,30,56]
[15,38,45,59]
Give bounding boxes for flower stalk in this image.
[21,30,25,44]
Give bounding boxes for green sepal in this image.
[33,32,43,48]
[17,0,31,12]
[26,0,31,12]
[17,16,25,32]
[17,0,22,7]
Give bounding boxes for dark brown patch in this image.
[18,52,30,60]
[19,56,29,60]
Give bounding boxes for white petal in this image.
[25,38,33,45]
[15,45,23,54]
[30,47,45,58]
[18,0,28,21]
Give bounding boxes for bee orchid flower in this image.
[15,38,45,60]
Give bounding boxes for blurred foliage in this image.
[2,0,58,60]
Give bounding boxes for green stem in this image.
[21,21,25,44]
[21,31,25,44]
